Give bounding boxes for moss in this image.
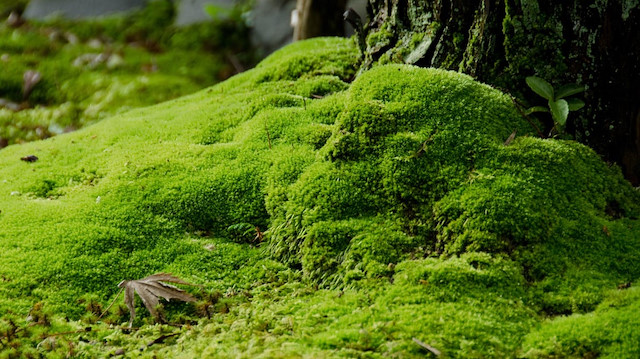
[395,252,526,300]
[522,287,640,358]
[0,0,27,17]
[0,0,253,147]
[254,37,359,83]
[267,65,539,283]
[0,37,358,313]
[0,36,639,357]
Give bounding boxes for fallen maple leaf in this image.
[118,273,196,326]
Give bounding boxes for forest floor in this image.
[0,5,639,359]
[0,1,254,148]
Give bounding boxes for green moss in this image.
[0,0,254,147]
[0,0,28,17]
[522,287,640,358]
[267,65,540,283]
[254,37,359,82]
[0,37,358,313]
[0,36,639,357]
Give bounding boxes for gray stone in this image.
[23,0,147,19]
[175,0,237,25]
[23,0,367,56]
[250,0,296,55]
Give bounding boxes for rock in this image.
[23,0,147,20]
[175,0,366,55]
[175,0,236,25]
[7,11,24,27]
[249,0,296,55]
[113,348,125,356]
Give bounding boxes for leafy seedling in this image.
[118,273,196,327]
[204,4,233,19]
[525,76,585,135]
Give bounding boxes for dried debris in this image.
[118,273,196,327]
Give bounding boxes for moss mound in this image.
[0,37,639,357]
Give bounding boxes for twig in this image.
[412,337,441,357]
[98,287,124,320]
[225,52,245,74]
[43,322,183,340]
[147,333,180,347]
[504,129,517,146]
[12,322,37,336]
[510,97,545,138]
[412,133,436,158]
[47,327,92,338]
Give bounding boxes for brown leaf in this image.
[21,155,38,162]
[22,70,42,100]
[7,11,24,28]
[618,282,632,290]
[412,337,441,357]
[147,333,179,347]
[118,273,196,326]
[504,129,517,146]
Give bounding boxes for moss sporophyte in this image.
[0,37,638,357]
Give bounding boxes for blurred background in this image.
[0,0,365,147]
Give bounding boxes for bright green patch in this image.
[522,287,640,358]
[0,0,254,147]
[0,36,638,357]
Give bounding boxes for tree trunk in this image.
[294,0,348,40]
[363,0,640,185]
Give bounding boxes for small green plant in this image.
[204,4,233,19]
[525,76,585,134]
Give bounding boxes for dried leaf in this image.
[504,129,517,146]
[22,70,42,100]
[118,273,196,326]
[7,11,24,28]
[147,333,179,347]
[21,155,38,162]
[618,282,631,290]
[412,337,441,356]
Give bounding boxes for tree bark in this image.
[364,0,640,185]
[294,0,348,40]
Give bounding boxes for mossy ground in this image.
[0,37,639,358]
[0,0,253,147]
